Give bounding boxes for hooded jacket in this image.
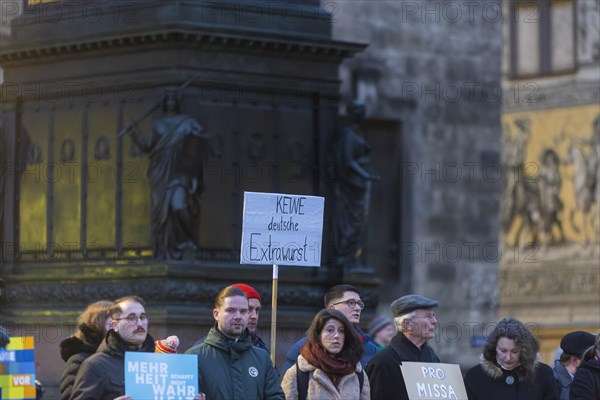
[464,355,559,400]
[570,357,600,400]
[281,354,370,400]
[186,325,284,400]
[70,329,155,400]
[59,335,100,400]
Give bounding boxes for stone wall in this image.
[330,0,503,368]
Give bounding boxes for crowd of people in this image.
[1,283,599,400]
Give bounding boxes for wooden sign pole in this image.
[270,264,278,366]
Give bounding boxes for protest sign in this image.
[240,192,324,267]
[400,362,468,400]
[0,336,36,400]
[125,352,198,400]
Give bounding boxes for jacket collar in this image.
[204,324,252,353]
[479,354,532,380]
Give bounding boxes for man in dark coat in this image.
[186,285,284,400]
[365,294,440,400]
[190,283,269,353]
[70,296,156,400]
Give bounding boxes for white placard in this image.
[240,192,324,266]
[400,362,468,400]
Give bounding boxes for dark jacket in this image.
[282,325,379,374]
[70,330,155,400]
[191,331,269,353]
[59,336,99,400]
[186,326,284,400]
[570,358,600,400]
[552,359,573,400]
[365,332,440,400]
[464,356,560,400]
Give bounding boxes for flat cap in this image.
[560,331,595,358]
[391,294,438,317]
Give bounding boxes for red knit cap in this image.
[232,283,262,303]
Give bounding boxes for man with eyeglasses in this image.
[281,284,380,374]
[71,296,156,400]
[366,294,440,400]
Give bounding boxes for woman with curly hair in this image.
[464,318,559,400]
[281,308,370,400]
[570,331,600,399]
[59,300,113,400]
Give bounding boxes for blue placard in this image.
[124,352,198,400]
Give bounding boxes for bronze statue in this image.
[126,88,207,260]
[333,100,380,269]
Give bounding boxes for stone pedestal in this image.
[0,1,378,396]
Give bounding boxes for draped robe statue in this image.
[130,89,207,260]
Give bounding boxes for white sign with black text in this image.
[240,192,324,266]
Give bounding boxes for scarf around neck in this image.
[300,342,356,388]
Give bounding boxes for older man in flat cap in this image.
[553,330,595,400]
[365,294,440,400]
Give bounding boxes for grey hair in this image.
[394,311,416,333]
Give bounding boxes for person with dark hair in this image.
[464,318,559,400]
[281,308,370,400]
[70,296,157,400]
[190,283,268,353]
[282,284,379,374]
[186,285,284,400]
[570,330,600,400]
[333,100,380,270]
[59,300,113,400]
[366,294,440,400]
[552,330,595,400]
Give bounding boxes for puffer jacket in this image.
[186,325,284,400]
[70,330,155,400]
[281,355,370,400]
[59,336,98,400]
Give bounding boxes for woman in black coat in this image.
[570,331,600,400]
[464,318,559,400]
[59,300,112,400]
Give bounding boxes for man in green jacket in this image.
[186,285,284,400]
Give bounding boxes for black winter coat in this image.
[570,358,600,400]
[464,357,559,400]
[365,332,440,400]
[59,336,98,400]
[70,330,155,400]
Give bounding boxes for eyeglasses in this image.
[115,314,148,323]
[331,299,365,310]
